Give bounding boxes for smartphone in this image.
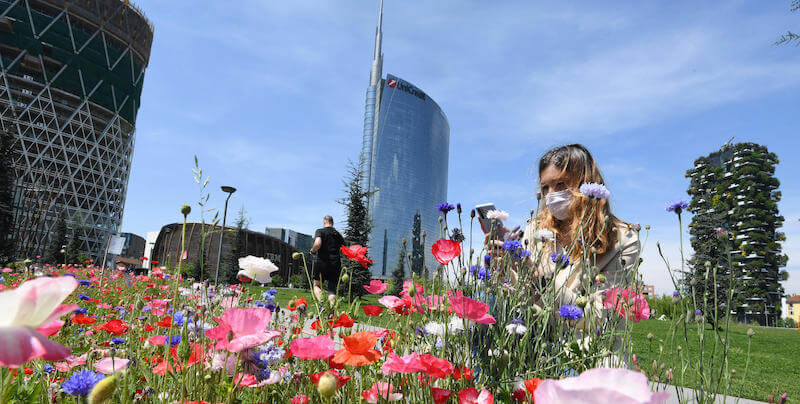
[475,203,506,239]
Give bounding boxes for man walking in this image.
[310,215,344,305]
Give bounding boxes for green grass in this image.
[630,319,799,402]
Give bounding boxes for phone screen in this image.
[475,203,505,238]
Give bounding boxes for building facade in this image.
[119,232,144,260]
[151,223,301,284]
[786,295,800,326]
[266,227,313,253]
[0,0,153,260]
[359,1,450,278]
[686,142,786,325]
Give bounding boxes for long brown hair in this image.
[536,144,623,258]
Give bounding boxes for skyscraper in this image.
[0,0,153,259]
[360,1,450,278]
[686,142,787,326]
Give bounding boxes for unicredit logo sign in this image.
[386,76,426,101]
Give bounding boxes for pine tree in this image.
[390,239,407,296]
[0,129,16,262]
[44,211,68,265]
[410,211,424,276]
[338,161,372,299]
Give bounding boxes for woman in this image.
[519,144,640,310]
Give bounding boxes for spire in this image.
[369,0,383,86]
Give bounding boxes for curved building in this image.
[0,0,153,259]
[360,2,449,278]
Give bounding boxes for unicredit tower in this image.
[360,0,450,278]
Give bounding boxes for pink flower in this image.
[290,335,336,359]
[0,277,78,367]
[94,357,129,374]
[205,307,281,352]
[448,295,496,325]
[379,295,404,309]
[458,387,494,404]
[432,239,461,265]
[381,352,425,375]
[401,280,424,297]
[363,280,388,294]
[53,353,88,372]
[290,394,311,404]
[604,289,651,322]
[361,382,403,403]
[534,368,669,403]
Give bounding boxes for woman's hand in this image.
[483,226,510,253]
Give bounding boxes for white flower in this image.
[486,209,509,221]
[448,315,467,332]
[505,323,527,335]
[236,256,278,283]
[534,229,555,242]
[424,321,445,337]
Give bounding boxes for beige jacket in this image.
[520,220,641,305]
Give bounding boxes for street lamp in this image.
[215,185,237,285]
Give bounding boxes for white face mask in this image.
[545,189,572,220]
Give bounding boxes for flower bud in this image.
[595,274,606,284]
[340,273,349,283]
[180,204,191,216]
[645,225,651,230]
[647,332,654,341]
[317,372,338,399]
[747,328,755,337]
[292,252,303,260]
[457,203,462,214]
[88,375,118,404]
[575,296,588,308]
[470,209,476,218]
[402,237,407,245]
[408,283,417,297]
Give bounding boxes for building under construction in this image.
[0,0,153,260]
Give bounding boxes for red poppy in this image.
[310,369,351,388]
[72,314,97,325]
[156,316,172,328]
[362,305,384,316]
[340,245,373,268]
[432,388,453,404]
[453,366,473,381]
[432,239,461,265]
[420,354,454,379]
[310,319,322,330]
[458,388,494,404]
[523,377,542,401]
[93,319,129,335]
[330,313,354,328]
[511,389,527,402]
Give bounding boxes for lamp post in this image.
[215,185,237,285]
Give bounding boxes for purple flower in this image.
[666,200,689,214]
[695,309,702,316]
[579,183,611,199]
[559,305,583,320]
[551,253,570,268]
[437,203,455,214]
[61,370,104,396]
[502,240,523,252]
[77,293,90,301]
[78,279,91,286]
[483,254,491,267]
[470,265,491,281]
[73,307,87,314]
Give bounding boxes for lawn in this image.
[630,319,799,402]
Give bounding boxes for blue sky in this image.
[122,1,800,295]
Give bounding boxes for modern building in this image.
[151,223,301,283]
[1,0,153,260]
[119,232,144,260]
[786,295,800,326]
[266,227,313,253]
[359,1,450,278]
[142,230,158,268]
[686,142,786,325]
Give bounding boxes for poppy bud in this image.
[595,274,606,283]
[438,216,443,223]
[456,203,462,214]
[340,273,349,283]
[575,296,588,308]
[180,204,191,216]
[470,209,476,218]
[402,237,407,245]
[747,328,755,337]
[292,252,302,260]
[88,374,118,404]
[408,283,417,297]
[317,372,338,399]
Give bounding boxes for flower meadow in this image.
[0,185,774,403]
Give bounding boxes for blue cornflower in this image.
[672,291,679,297]
[695,309,702,316]
[437,203,455,214]
[0,276,4,282]
[265,303,278,312]
[168,336,181,346]
[254,301,266,308]
[73,307,87,315]
[173,311,185,327]
[64,273,76,278]
[510,318,523,325]
[111,338,125,345]
[261,289,277,304]
[78,279,91,286]
[253,344,285,368]
[551,253,570,268]
[43,364,55,373]
[579,183,611,199]
[61,370,104,396]
[558,305,583,320]
[666,200,689,214]
[502,240,523,252]
[470,265,491,281]
[483,254,491,267]
[77,294,90,301]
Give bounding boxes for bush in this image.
[288,273,308,289]
[646,295,678,319]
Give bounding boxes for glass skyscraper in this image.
[360,1,450,277]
